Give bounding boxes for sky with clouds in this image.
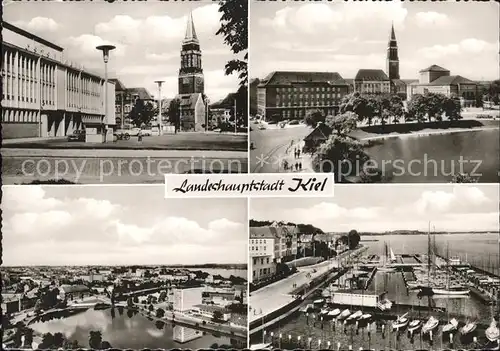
[250,1,499,81]
[4,0,241,102]
[2,186,248,266]
[250,184,499,233]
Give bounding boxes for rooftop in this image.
[428,75,476,86]
[3,21,64,52]
[354,69,390,82]
[304,122,333,141]
[259,71,348,87]
[193,304,228,313]
[419,65,450,73]
[127,87,154,100]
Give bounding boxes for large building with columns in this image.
[1,21,115,140]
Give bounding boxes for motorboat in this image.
[328,309,341,318]
[486,319,500,342]
[422,316,439,334]
[313,299,325,306]
[250,343,272,350]
[408,319,422,332]
[392,313,409,330]
[377,299,393,311]
[299,304,314,313]
[319,308,330,316]
[359,313,372,321]
[337,309,351,320]
[432,286,470,295]
[346,310,363,321]
[442,318,459,333]
[460,320,477,335]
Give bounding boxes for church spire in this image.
[184,12,198,43]
[390,22,396,41]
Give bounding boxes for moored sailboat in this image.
[408,319,422,332]
[392,313,409,330]
[422,316,439,334]
[337,309,351,320]
[442,318,459,333]
[460,319,477,335]
[328,308,341,318]
[346,310,363,321]
[486,319,500,342]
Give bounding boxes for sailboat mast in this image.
[427,222,431,283]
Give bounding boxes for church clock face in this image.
[195,77,204,92]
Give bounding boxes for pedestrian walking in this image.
[297,149,301,158]
[299,162,302,171]
[295,162,299,171]
[137,131,143,142]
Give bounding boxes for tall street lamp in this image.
[96,44,115,142]
[154,80,164,136]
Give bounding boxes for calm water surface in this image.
[363,233,499,276]
[367,129,500,183]
[30,308,230,349]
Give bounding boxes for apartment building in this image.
[173,287,204,312]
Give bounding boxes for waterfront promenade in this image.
[250,247,368,325]
[250,259,339,324]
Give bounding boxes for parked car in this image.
[141,128,152,136]
[67,129,85,142]
[213,128,222,133]
[258,124,266,130]
[129,127,141,136]
[289,120,300,125]
[151,127,160,136]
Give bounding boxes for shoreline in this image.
[360,125,499,141]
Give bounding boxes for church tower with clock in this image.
[178,12,204,95]
[176,12,206,132]
[386,23,400,81]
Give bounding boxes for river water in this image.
[366,129,500,183]
[30,308,232,349]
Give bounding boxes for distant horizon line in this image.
[1,263,248,269]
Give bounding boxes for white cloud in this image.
[13,17,60,32]
[94,4,220,47]
[260,2,407,34]
[418,38,497,59]
[2,187,246,266]
[415,11,449,27]
[1,186,62,212]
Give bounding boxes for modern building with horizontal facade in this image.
[257,71,350,121]
[2,22,115,140]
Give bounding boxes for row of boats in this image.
[304,299,499,344]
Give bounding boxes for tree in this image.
[407,94,428,123]
[325,112,358,135]
[40,332,55,349]
[216,0,248,87]
[304,109,325,127]
[443,96,462,121]
[53,332,65,348]
[347,230,361,250]
[312,134,370,182]
[88,330,103,349]
[128,99,156,127]
[24,328,34,347]
[158,291,167,302]
[425,93,445,121]
[133,296,139,304]
[156,308,165,318]
[451,173,478,183]
[388,94,404,123]
[235,85,248,125]
[148,304,154,312]
[276,262,291,276]
[167,98,181,133]
[101,341,112,348]
[212,310,224,322]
